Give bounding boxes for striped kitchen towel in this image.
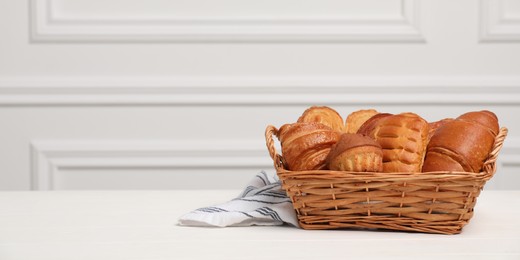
[178,171,299,227]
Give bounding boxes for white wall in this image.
[0,0,519,190]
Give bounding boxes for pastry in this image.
[356,113,392,136]
[345,109,379,134]
[422,110,499,173]
[278,122,341,171]
[327,133,383,172]
[427,118,454,142]
[366,113,429,173]
[297,106,344,132]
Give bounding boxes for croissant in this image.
[278,122,341,171]
[297,106,344,132]
[327,133,383,172]
[422,110,499,173]
[345,109,379,134]
[366,113,429,173]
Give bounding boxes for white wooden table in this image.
[1,190,519,260]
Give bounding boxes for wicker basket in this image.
[265,125,508,234]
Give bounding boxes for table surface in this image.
[0,190,519,260]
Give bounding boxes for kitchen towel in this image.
[178,171,299,227]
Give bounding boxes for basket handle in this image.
[265,125,285,171]
[483,127,508,173]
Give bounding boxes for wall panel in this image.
[481,0,520,42]
[31,0,423,42]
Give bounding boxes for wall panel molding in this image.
[30,140,271,190]
[30,0,424,43]
[29,138,520,190]
[480,0,520,42]
[2,76,520,106]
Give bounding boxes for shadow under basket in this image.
[265,125,508,235]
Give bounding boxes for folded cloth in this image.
[178,171,299,227]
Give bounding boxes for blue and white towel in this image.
[178,171,299,227]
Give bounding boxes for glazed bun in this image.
[427,118,454,143]
[422,110,499,173]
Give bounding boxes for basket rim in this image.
[277,168,493,180]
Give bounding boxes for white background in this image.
[1,0,519,190]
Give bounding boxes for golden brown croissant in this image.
[366,113,429,173]
[297,106,344,132]
[327,133,383,172]
[345,109,379,134]
[278,122,341,171]
[422,110,499,173]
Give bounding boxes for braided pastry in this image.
[366,113,429,173]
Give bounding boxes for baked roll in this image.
[366,113,429,173]
[422,110,499,173]
[427,118,454,142]
[297,106,344,132]
[278,122,341,171]
[327,133,383,172]
[345,109,379,134]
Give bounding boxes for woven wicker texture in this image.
[265,125,508,234]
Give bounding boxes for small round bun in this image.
[327,133,383,172]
